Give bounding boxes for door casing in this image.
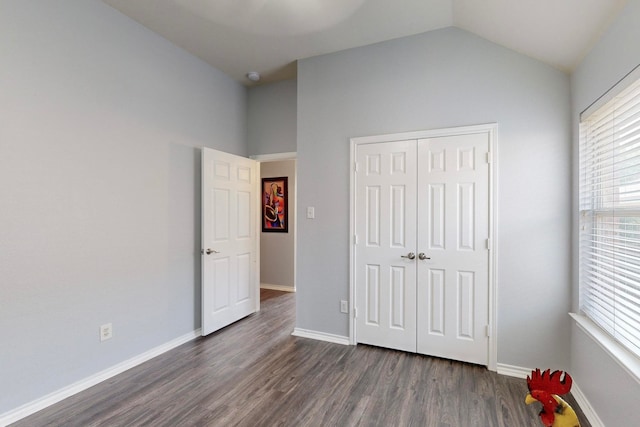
[349,123,498,371]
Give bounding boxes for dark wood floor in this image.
[13,289,590,427]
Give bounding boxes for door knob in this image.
[401,252,416,260]
[202,248,219,255]
[418,252,431,260]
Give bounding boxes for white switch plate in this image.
[307,206,315,219]
[340,300,348,313]
[100,323,113,342]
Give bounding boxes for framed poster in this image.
[262,177,288,232]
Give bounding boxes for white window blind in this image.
[580,76,640,358]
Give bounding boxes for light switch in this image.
[307,206,315,219]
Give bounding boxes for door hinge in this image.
[486,238,492,250]
[486,325,491,337]
[354,162,359,172]
[354,307,358,318]
[486,152,492,164]
[354,234,358,245]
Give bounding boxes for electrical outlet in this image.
[100,323,113,342]
[340,300,348,314]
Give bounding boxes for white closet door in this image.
[416,133,490,365]
[355,140,418,352]
[354,132,491,366]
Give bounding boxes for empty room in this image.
[2,1,639,426]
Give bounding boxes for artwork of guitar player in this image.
[262,177,288,232]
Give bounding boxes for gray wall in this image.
[570,0,640,425]
[260,161,296,290]
[0,0,246,414]
[248,79,297,156]
[296,27,572,369]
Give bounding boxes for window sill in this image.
[570,313,640,385]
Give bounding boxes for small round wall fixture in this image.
[246,71,260,82]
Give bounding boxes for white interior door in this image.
[201,148,258,336]
[416,133,490,365]
[355,140,418,352]
[356,141,417,351]
[354,130,491,366]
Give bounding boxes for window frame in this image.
[578,73,640,370]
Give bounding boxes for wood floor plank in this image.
[12,290,592,427]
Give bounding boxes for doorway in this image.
[349,124,497,369]
[252,152,297,294]
[201,149,296,337]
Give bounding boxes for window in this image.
[579,76,640,358]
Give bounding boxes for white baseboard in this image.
[496,363,531,379]
[1,338,605,427]
[0,329,201,427]
[570,381,605,427]
[496,363,604,427]
[260,283,295,292]
[291,328,350,345]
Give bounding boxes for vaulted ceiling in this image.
[103,0,627,85]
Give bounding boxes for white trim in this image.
[488,125,499,372]
[291,328,350,345]
[250,152,297,162]
[571,381,606,427]
[351,123,499,145]
[255,161,262,312]
[348,139,356,345]
[260,283,296,292]
[570,313,640,384]
[0,329,201,427]
[496,363,531,379]
[349,123,498,370]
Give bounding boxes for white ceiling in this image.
[103,0,627,86]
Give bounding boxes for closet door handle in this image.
[401,252,416,260]
[418,253,430,260]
